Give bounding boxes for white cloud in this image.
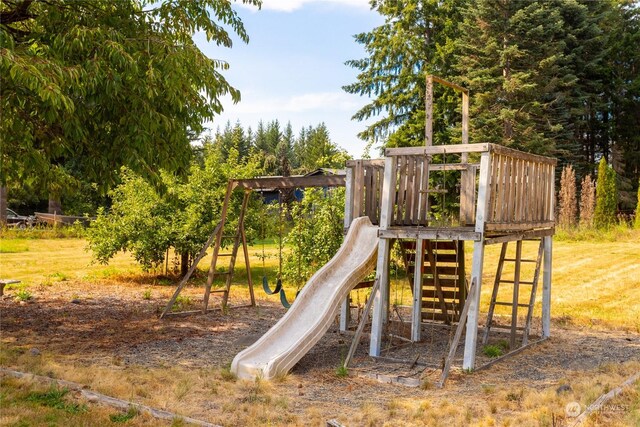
[241,0,371,13]
[229,91,362,114]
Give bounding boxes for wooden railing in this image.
[368,143,557,233]
[345,159,385,225]
[484,148,556,231]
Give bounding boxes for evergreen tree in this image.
[594,158,618,228]
[456,0,602,157]
[343,0,465,151]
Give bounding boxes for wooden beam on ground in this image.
[474,338,548,372]
[232,175,345,190]
[571,371,640,426]
[1,368,221,427]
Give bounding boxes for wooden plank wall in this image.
[347,160,385,225]
[389,155,431,226]
[485,153,555,231]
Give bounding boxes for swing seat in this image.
[262,276,282,295]
[279,288,300,309]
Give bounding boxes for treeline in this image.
[207,120,350,176]
[346,0,639,211]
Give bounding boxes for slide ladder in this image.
[482,238,544,348]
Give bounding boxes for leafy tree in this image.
[282,188,345,285]
[594,158,618,228]
[343,0,465,151]
[1,0,258,221]
[87,141,262,273]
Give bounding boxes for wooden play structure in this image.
[342,76,556,374]
[163,75,556,378]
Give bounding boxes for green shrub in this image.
[594,158,618,229]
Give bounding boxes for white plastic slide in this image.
[231,216,379,380]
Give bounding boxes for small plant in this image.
[335,364,348,378]
[48,272,68,282]
[505,389,524,403]
[482,344,503,358]
[219,365,237,382]
[26,386,87,414]
[110,406,139,423]
[15,289,32,302]
[172,295,193,311]
[142,289,152,300]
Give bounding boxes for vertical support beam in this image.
[340,166,355,331]
[461,91,469,164]
[411,238,425,342]
[542,236,552,338]
[369,156,396,357]
[425,75,433,147]
[510,240,522,349]
[370,238,391,356]
[463,152,492,371]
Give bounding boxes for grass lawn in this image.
[1,231,639,330]
[1,229,639,426]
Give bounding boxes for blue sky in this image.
[194,0,383,157]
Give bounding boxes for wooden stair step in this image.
[422,290,464,300]
[498,280,534,285]
[503,258,537,263]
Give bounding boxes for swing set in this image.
[160,173,346,317]
[259,194,303,309]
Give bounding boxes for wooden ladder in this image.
[482,238,544,349]
[401,240,466,325]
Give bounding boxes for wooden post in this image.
[425,75,433,147]
[461,91,469,164]
[463,152,491,371]
[411,238,424,342]
[542,236,552,338]
[369,156,396,357]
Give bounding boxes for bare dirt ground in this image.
[2,280,639,425]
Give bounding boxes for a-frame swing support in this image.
[161,174,346,317]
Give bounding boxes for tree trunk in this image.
[0,186,7,225]
[48,194,63,214]
[180,251,189,276]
